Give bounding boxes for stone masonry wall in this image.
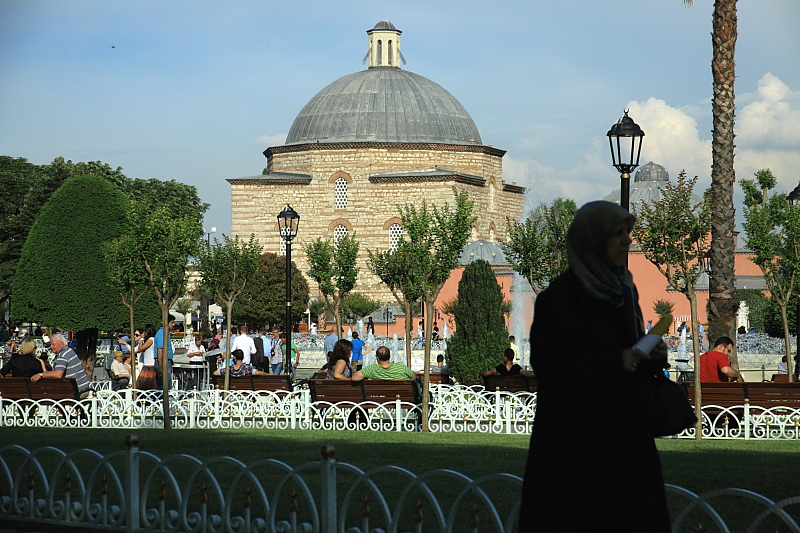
[230,145,523,303]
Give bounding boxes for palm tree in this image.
[685,0,739,356]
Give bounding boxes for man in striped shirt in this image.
[30,333,90,398]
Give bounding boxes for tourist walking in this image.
[519,201,671,532]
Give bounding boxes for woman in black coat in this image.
[518,201,670,532]
[0,338,47,378]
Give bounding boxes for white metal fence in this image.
[1,437,798,532]
[1,385,798,439]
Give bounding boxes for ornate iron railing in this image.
[1,437,798,532]
[1,385,798,439]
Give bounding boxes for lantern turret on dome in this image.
[366,20,405,68]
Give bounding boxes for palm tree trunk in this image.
[707,0,738,363]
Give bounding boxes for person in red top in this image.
[700,337,743,382]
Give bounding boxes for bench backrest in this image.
[217,374,293,392]
[771,374,789,383]
[362,379,418,403]
[744,382,800,406]
[482,375,537,393]
[684,383,747,407]
[309,379,365,403]
[0,377,80,401]
[426,373,450,385]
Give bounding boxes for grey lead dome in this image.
[285,67,483,146]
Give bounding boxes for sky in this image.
[1,0,799,237]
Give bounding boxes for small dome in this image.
[634,161,669,183]
[372,20,397,30]
[604,161,702,207]
[458,240,510,267]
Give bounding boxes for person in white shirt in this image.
[509,335,521,363]
[230,326,256,365]
[186,338,206,362]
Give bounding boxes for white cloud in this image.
[737,73,800,149]
[625,97,712,180]
[253,133,287,147]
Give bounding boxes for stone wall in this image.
[230,144,524,302]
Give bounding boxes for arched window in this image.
[388,41,393,65]
[389,223,402,251]
[489,183,495,210]
[377,40,382,65]
[489,227,495,243]
[333,224,348,246]
[471,226,477,241]
[334,177,348,209]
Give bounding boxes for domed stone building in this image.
[228,21,525,303]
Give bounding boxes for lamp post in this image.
[383,304,392,337]
[788,183,800,379]
[607,110,645,212]
[277,205,300,374]
[206,226,217,246]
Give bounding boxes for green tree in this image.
[12,175,135,378]
[196,234,262,391]
[304,234,359,338]
[399,188,476,431]
[684,0,739,344]
[227,252,310,328]
[340,293,382,330]
[740,170,800,381]
[125,201,202,429]
[653,299,676,321]
[632,171,712,438]
[446,260,509,385]
[0,156,209,305]
[308,299,327,326]
[368,244,423,364]
[502,197,577,296]
[104,222,164,387]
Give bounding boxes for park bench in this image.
[0,377,81,403]
[744,382,800,411]
[0,377,83,421]
[771,374,789,383]
[482,375,537,393]
[216,374,293,393]
[425,373,450,385]
[309,378,419,405]
[684,382,747,409]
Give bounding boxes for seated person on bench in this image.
[111,350,132,390]
[214,349,269,378]
[480,348,535,378]
[700,337,743,383]
[30,333,91,399]
[351,346,414,381]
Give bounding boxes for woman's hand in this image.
[621,348,650,373]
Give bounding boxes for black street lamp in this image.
[607,110,645,212]
[277,205,300,374]
[206,226,217,246]
[788,183,800,379]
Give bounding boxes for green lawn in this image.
[1,429,798,530]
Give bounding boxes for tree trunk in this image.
[334,297,342,338]
[74,328,98,381]
[160,306,172,430]
[688,289,703,440]
[420,296,436,432]
[128,302,137,400]
[707,0,738,366]
[224,300,232,391]
[780,304,795,382]
[403,300,413,367]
